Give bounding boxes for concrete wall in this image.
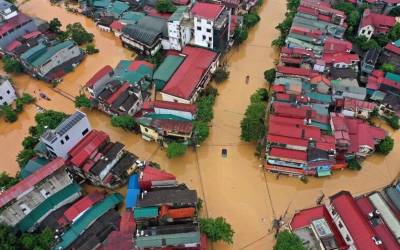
[38,44,81,77]
[0,78,16,105]
[193,16,214,49]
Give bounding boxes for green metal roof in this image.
[108,1,129,17]
[394,39,400,47]
[136,231,201,248]
[21,157,50,179]
[17,183,81,232]
[34,141,48,155]
[153,56,184,82]
[386,72,400,83]
[137,64,153,77]
[20,43,47,63]
[53,193,123,250]
[117,71,144,84]
[311,121,331,131]
[121,11,145,24]
[114,60,132,75]
[306,92,332,103]
[93,0,110,8]
[169,6,187,21]
[137,117,152,127]
[143,113,191,121]
[31,41,76,68]
[134,207,159,219]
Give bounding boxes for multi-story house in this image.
[166,6,192,51]
[0,76,16,106]
[191,2,229,52]
[41,111,92,159]
[358,9,397,40]
[0,158,82,232]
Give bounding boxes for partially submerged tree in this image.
[243,12,260,28]
[17,148,35,168]
[241,89,268,142]
[387,115,400,130]
[166,142,187,158]
[1,105,17,123]
[376,136,394,155]
[347,158,362,171]
[74,94,92,108]
[111,115,136,130]
[49,18,62,33]
[199,217,234,244]
[274,230,306,250]
[66,23,94,45]
[380,63,396,73]
[264,68,276,84]
[155,0,176,13]
[193,121,209,144]
[213,67,230,83]
[2,55,23,74]
[233,27,248,45]
[0,172,20,190]
[85,44,99,54]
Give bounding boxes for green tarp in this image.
[136,231,201,248]
[134,207,159,219]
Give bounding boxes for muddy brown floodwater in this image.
[0,0,398,249]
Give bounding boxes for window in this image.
[345,235,351,242]
[202,35,206,40]
[65,135,70,141]
[60,139,64,145]
[144,128,148,132]
[82,128,89,136]
[0,96,2,100]
[197,26,201,31]
[206,28,211,33]
[362,29,366,34]
[338,222,343,228]
[207,21,211,25]
[208,37,212,41]
[45,143,54,150]
[6,90,10,94]
[367,30,372,35]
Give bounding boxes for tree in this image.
[74,94,92,108]
[354,36,379,51]
[20,93,36,104]
[22,136,39,150]
[243,12,260,28]
[199,217,234,244]
[20,228,54,250]
[233,27,248,45]
[376,136,394,155]
[287,0,300,12]
[0,224,19,250]
[196,95,216,123]
[85,44,99,54]
[271,36,285,48]
[0,172,19,190]
[166,142,187,158]
[240,102,266,141]
[2,55,23,74]
[213,67,230,83]
[264,68,276,84]
[333,0,356,16]
[66,23,94,45]
[15,99,24,113]
[347,158,362,171]
[380,63,396,73]
[155,0,176,13]
[347,10,360,27]
[388,23,400,41]
[2,105,17,123]
[250,88,268,103]
[389,6,400,16]
[374,33,390,47]
[49,18,62,33]
[17,149,35,167]
[274,230,306,250]
[111,115,136,130]
[193,121,209,144]
[387,115,400,129]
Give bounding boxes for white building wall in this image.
[358,25,374,40]
[0,78,16,105]
[154,107,194,120]
[193,17,214,49]
[38,45,81,77]
[160,92,191,104]
[42,111,92,159]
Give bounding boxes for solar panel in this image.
[56,112,85,136]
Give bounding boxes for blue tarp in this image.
[128,174,139,189]
[126,188,140,209]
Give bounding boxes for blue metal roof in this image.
[126,188,140,209]
[128,174,139,189]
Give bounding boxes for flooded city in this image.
[0,0,399,249]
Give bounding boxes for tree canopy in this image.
[111,115,136,130]
[66,23,94,45]
[264,68,276,84]
[155,0,176,13]
[376,136,394,155]
[2,56,23,74]
[233,27,248,45]
[199,217,234,244]
[274,230,306,250]
[241,89,268,142]
[166,142,187,158]
[49,18,62,33]
[0,172,20,191]
[213,67,230,83]
[243,12,260,28]
[74,94,92,108]
[0,223,54,250]
[193,121,209,144]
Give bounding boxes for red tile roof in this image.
[162,46,217,100]
[281,47,315,58]
[324,38,352,54]
[330,191,381,250]
[310,75,331,86]
[139,166,176,190]
[273,102,316,119]
[128,60,155,71]
[120,211,136,233]
[69,130,110,167]
[344,98,376,111]
[385,43,400,55]
[144,100,197,114]
[106,82,130,105]
[0,158,65,207]
[86,65,113,88]
[271,85,286,93]
[144,6,172,20]
[191,2,224,20]
[323,53,359,65]
[22,31,41,40]
[269,121,321,141]
[269,115,305,126]
[110,20,124,31]
[58,191,105,227]
[267,134,309,147]
[5,40,21,52]
[280,57,303,65]
[269,147,307,161]
[277,66,318,78]
[0,13,32,36]
[290,205,347,249]
[360,9,396,33]
[151,119,193,134]
[290,26,322,39]
[102,231,132,250]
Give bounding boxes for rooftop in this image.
[190,2,224,21]
[86,65,113,88]
[0,13,32,37]
[136,189,197,207]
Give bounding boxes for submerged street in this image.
[0,0,398,249]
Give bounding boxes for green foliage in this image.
[17,149,35,168]
[389,23,400,41]
[0,172,20,190]
[20,228,54,250]
[287,0,300,12]
[34,110,67,137]
[2,55,23,74]
[233,27,248,45]
[193,121,209,144]
[376,136,394,155]
[199,217,234,244]
[22,136,39,150]
[243,12,260,28]
[196,91,217,123]
[20,93,36,104]
[387,115,400,129]
[274,230,306,250]
[74,94,92,108]
[166,142,187,158]
[347,158,362,171]
[66,23,94,45]
[347,10,360,27]
[271,36,286,48]
[389,6,400,16]
[374,33,390,47]
[264,68,276,84]
[0,223,19,250]
[111,115,136,130]
[213,67,230,83]
[354,36,379,51]
[196,198,203,211]
[333,0,356,16]
[49,18,62,33]
[241,89,267,142]
[85,43,99,54]
[15,99,24,113]
[380,63,396,73]
[155,0,176,13]
[1,105,17,123]
[272,0,299,48]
